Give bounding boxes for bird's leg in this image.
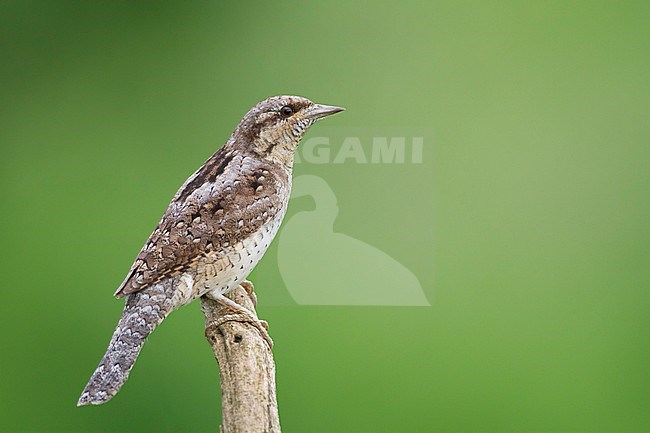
[239,280,268,330]
[209,290,269,332]
[240,280,257,307]
[205,288,273,349]
[234,280,269,331]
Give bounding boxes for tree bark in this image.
[200,282,281,433]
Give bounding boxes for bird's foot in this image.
[206,289,273,349]
[240,280,257,306]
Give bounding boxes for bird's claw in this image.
[240,280,257,306]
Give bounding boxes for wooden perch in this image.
[200,282,281,433]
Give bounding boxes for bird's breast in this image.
[188,203,287,301]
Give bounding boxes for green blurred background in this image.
[1,1,649,432]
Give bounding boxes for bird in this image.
[77,95,344,406]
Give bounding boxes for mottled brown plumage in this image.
[114,147,287,296]
[78,95,343,406]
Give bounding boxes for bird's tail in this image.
[77,284,178,406]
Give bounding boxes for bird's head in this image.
[234,95,344,168]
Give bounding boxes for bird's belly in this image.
[191,210,285,300]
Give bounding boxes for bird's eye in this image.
[280,105,294,117]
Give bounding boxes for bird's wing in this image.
[114,150,285,298]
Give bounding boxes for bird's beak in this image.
[308,104,345,120]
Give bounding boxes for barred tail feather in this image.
[77,283,179,406]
